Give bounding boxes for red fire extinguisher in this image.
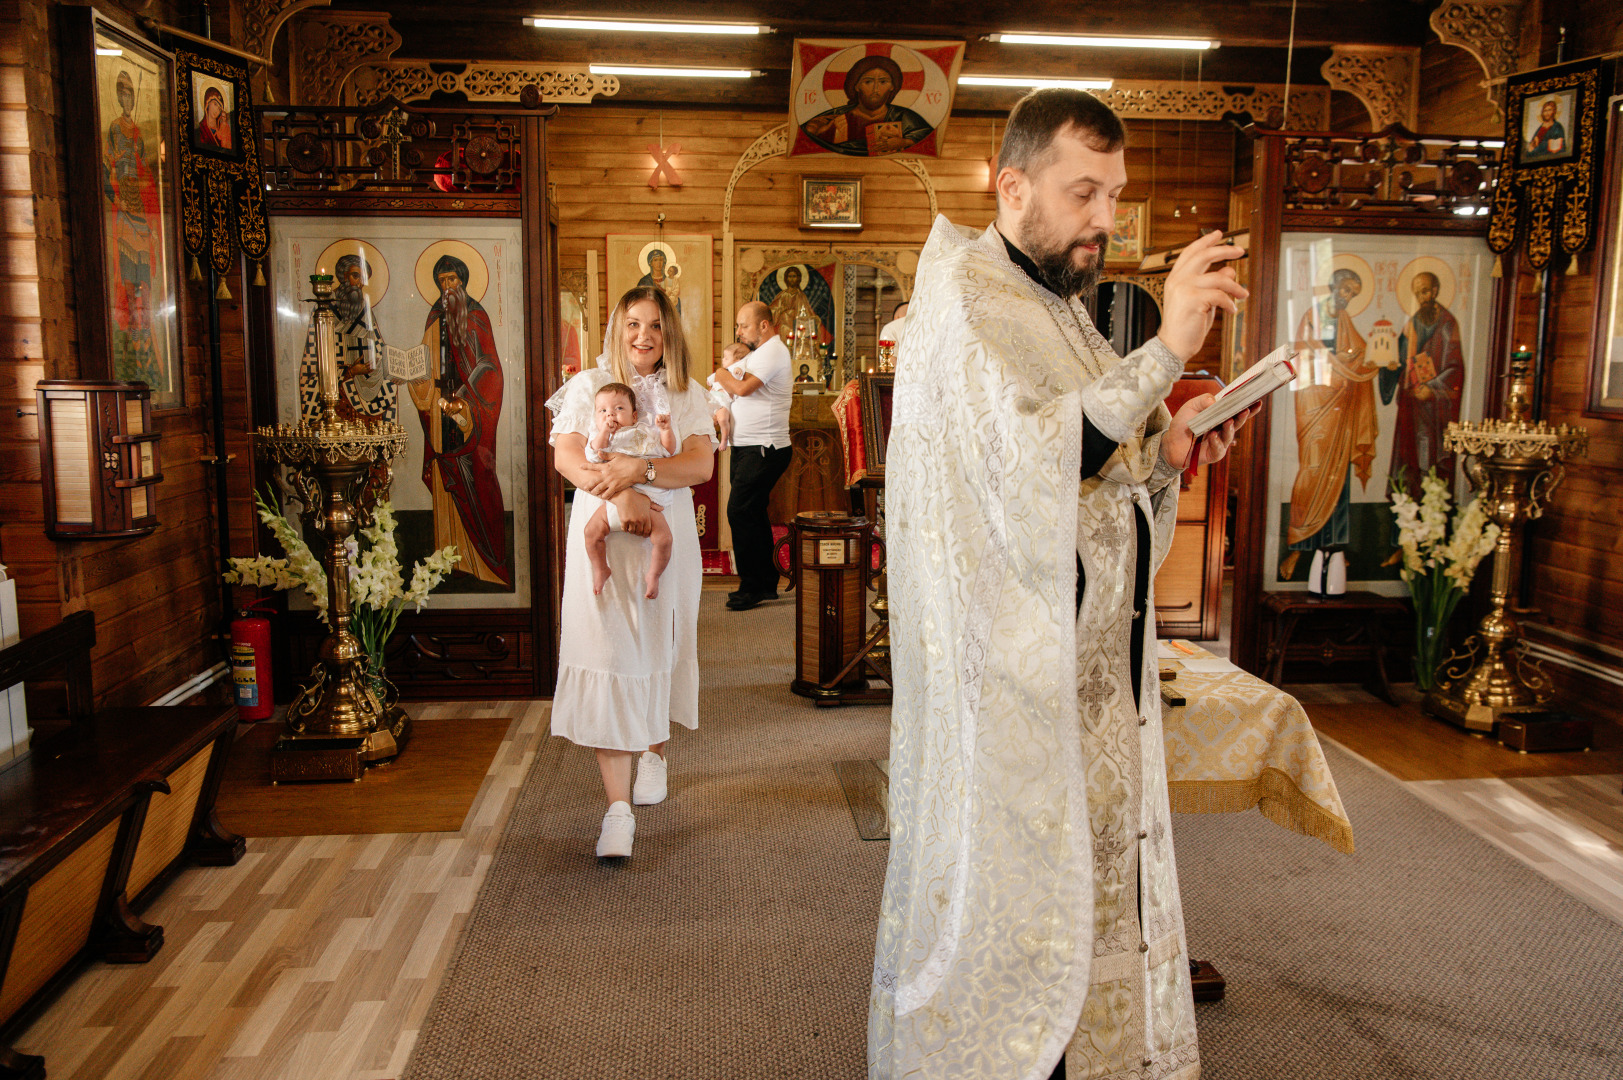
[229,601,275,721]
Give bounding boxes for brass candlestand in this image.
[257,275,410,779]
[1423,356,1587,733]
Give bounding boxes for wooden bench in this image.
[0,611,243,1079]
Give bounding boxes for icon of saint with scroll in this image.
[407,252,511,587]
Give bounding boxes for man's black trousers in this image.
[727,443,793,595]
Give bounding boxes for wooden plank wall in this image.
[1416,39,1498,136]
[1515,12,1623,697]
[0,0,251,712]
[548,106,1234,374]
[1413,21,1623,709]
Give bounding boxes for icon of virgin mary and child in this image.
[800,55,933,157]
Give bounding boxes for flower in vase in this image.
[225,490,461,670]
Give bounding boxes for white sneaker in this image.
[596,801,635,857]
[632,751,668,805]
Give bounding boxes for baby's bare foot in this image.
[593,564,611,595]
[644,573,660,600]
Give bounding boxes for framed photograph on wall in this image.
[1107,199,1150,265]
[1263,232,1494,595]
[802,177,862,229]
[1586,94,1623,417]
[605,234,714,368]
[60,7,184,410]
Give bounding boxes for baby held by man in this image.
[585,382,676,599]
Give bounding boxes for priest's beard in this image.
[333,282,366,326]
[443,284,474,354]
[1017,202,1108,298]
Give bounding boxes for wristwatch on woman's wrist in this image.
[643,459,657,483]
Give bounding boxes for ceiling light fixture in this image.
[960,75,1113,90]
[526,16,767,35]
[589,64,756,79]
[989,32,1217,50]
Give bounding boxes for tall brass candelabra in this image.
[1423,356,1587,732]
[256,275,410,775]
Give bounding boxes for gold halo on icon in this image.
[1396,256,1457,315]
[638,240,684,279]
[818,43,926,111]
[1313,253,1375,318]
[314,239,389,306]
[774,263,813,291]
[414,240,488,304]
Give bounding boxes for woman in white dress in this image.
[545,286,717,858]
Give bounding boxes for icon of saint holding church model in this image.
[407,243,512,587]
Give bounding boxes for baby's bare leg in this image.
[643,508,674,600]
[585,503,613,595]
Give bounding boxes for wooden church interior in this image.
[0,0,1621,1076]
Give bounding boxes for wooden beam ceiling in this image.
[329,0,1437,110]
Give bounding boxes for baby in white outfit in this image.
[585,381,677,598]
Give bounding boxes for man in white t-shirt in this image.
[877,300,909,351]
[711,301,794,610]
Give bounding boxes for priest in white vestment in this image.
[870,89,1254,1080]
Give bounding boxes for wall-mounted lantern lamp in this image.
[36,380,163,539]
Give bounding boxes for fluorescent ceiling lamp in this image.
[95,47,123,56]
[526,16,766,34]
[806,221,862,229]
[961,75,1113,90]
[590,64,755,78]
[990,32,1216,50]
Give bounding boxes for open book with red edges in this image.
[1186,344,1298,437]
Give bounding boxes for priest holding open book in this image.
[871,88,1262,1080]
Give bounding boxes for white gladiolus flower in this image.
[225,494,459,637]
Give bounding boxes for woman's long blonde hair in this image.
[603,286,691,390]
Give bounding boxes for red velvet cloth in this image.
[832,380,866,486]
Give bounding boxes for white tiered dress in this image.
[545,365,717,751]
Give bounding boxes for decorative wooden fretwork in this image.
[346,61,619,107]
[1429,0,1526,118]
[1321,46,1421,131]
[261,97,551,196]
[1275,125,1502,229]
[290,10,402,107]
[1095,80,1329,130]
[240,0,329,63]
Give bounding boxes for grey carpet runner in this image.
[404,593,1623,1079]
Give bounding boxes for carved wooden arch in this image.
[1100,272,1165,312]
[722,123,939,234]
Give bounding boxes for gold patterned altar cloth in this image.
[1161,641,1355,854]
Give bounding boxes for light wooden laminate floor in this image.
[15,698,546,1080]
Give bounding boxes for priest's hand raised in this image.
[1163,396,1261,470]
[1155,230,1249,361]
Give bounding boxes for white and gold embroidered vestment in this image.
[870,218,1199,1080]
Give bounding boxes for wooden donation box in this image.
[791,511,872,703]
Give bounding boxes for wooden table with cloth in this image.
[1157,639,1354,1001]
[1158,639,1355,857]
